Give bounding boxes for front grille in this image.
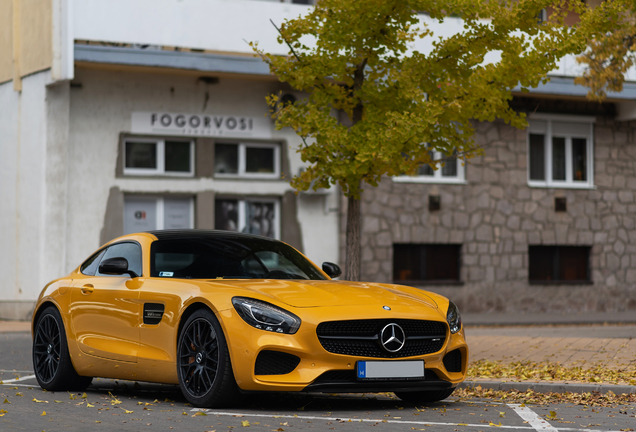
[443,349,463,373]
[254,350,300,375]
[316,319,447,358]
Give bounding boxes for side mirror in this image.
[99,257,139,278]
[322,262,342,279]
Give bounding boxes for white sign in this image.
[131,112,271,138]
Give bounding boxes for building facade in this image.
[0,0,337,320]
[2,0,636,319]
[357,97,636,313]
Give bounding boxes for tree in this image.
[253,0,614,281]
[575,0,636,101]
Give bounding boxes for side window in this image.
[96,242,143,277]
[80,249,106,276]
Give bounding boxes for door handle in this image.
[81,284,94,294]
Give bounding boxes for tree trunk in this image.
[344,193,361,281]
[344,58,367,281]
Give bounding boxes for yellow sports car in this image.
[32,230,468,407]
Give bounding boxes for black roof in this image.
[147,229,278,243]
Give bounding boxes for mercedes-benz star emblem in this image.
[380,323,406,353]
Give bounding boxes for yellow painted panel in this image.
[19,0,51,77]
[0,0,13,83]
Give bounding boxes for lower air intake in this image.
[254,350,300,375]
[443,349,463,373]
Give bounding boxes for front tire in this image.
[32,306,93,391]
[177,308,241,407]
[395,387,456,404]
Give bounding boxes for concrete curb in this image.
[459,380,636,395]
[0,320,30,333]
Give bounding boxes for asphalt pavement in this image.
[1,319,635,431]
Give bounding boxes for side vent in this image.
[143,303,165,325]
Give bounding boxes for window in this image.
[393,151,465,184]
[215,198,279,239]
[393,244,461,284]
[527,116,594,188]
[528,246,591,284]
[124,196,194,234]
[214,142,280,178]
[124,138,194,176]
[536,8,547,23]
[96,242,143,277]
[150,237,325,280]
[80,249,106,276]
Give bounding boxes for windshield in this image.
[150,237,326,280]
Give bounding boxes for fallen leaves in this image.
[468,360,636,385]
[455,386,636,407]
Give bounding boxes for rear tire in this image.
[394,387,455,404]
[32,306,93,391]
[177,308,241,407]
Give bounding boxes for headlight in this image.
[446,301,462,334]
[232,297,301,334]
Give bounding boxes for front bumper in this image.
[218,304,469,393]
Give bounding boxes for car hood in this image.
[209,279,438,309]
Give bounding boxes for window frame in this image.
[528,245,593,285]
[123,138,195,177]
[527,114,595,189]
[392,243,463,285]
[123,195,195,234]
[214,142,281,179]
[392,151,466,184]
[215,197,281,240]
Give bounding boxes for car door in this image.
[70,242,143,363]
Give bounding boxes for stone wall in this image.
[353,116,636,313]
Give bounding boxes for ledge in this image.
[393,280,464,287]
[528,280,594,286]
[74,44,271,76]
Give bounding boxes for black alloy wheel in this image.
[177,308,241,407]
[179,317,219,396]
[33,314,61,384]
[32,306,93,391]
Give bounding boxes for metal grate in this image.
[316,319,447,359]
[254,350,300,375]
[443,349,462,373]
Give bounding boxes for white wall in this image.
[65,67,339,270]
[0,80,20,303]
[73,0,312,56]
[0,71,67,313]
[70,1,636,82]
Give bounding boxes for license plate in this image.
[356,360,424,380]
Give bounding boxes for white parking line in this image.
[190,408,625,432]
[1,374,36,384]
[190,409,536,429]
[508,404,558,432]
